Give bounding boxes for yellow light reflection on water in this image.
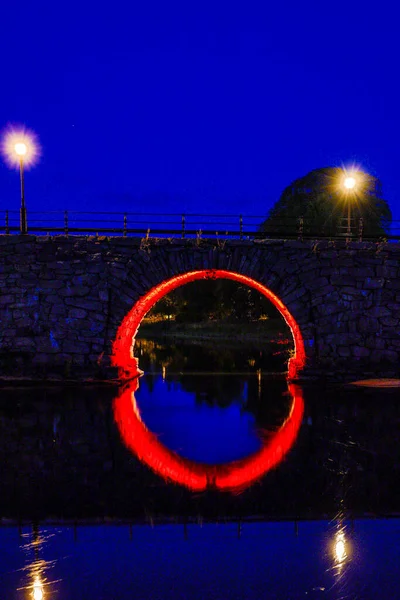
[332,528,348,571]
[335,537,346,562]
[32,577,44,600]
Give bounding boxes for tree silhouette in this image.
[260,167,392,238]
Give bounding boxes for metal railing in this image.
[0,209,398,241]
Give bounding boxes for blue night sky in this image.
[0,2,399,220]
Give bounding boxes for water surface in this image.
[1,340,400,597]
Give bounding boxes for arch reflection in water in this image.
[113,378,304,492]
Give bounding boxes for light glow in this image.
[113,379,304,492]
[335,538,346,562]
[343,176,357,190]
[32,578,44,600]
[14,142,27,156]
[1,126,40,169]
[333,528,348,571]
[112,269,306,381]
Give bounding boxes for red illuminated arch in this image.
[112,269,306,380]
[113,379,304,492]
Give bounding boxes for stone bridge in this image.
[1,235,400,382]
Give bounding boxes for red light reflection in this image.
[113,379,304,492]
[112,269,306,380]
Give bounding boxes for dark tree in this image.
[259,167,392,238]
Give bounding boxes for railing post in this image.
[298,216,304,240]
[64,210,69,236]
[5,210,9,235]
[239,214,243,240]
[358,217,363,242]
[123,213,127,237]
[181,214,185,239]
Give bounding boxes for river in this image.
[0,338,399,598]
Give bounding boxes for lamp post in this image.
[1,127,40,235]
[15,142,28,234]
[343,174,357,242]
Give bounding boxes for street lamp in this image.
[1,126,40,234]
[342,172,359,241]
[15,142,28,233]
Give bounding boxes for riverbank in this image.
[137,319,291,344]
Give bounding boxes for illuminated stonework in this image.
[112,269,306,380]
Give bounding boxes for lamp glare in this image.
[14,142,27,156]
[344,176,356,190]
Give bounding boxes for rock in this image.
[358,317,380,333]
[364,277,384,289]
[64,298,103,311]
[352,346,370,358]
[68,308,88,319]
[99,290,109,302]
[59,286,91,297]
[338,346,351,357]
[62,340,90,353]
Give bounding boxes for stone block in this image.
[384,280,400,290]
[358,316,380,333]
[337,346,351,357]
[365,335,386,350]
[352,267,376,278]
[92,313,107,322]
[37,280,64,289]
[366,306,391,318]
[99,290,109,302]
[68,308,88,319]
[67,318,94,331]
[382,350,399,363]
[305,277,329,290]
[317,303,341,316]
[35,335,60,352]
[51,305,67,316]
[311,284,336,299]
[92,344,104,352]
[64,298,103,311]
[376,265,398,278]
[363,278,384,289]
[330,274,356,286]
[379,317,398,327]
[281,286,308,304]
[352,346,370,358]
[15,317,33,328]
[63,340,90,353]
[32,353,51,365]
[14,337,35,350]
[72,274,99,286]
[59,286,91,297]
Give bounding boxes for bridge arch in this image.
[112,269,306,380]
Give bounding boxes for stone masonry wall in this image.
[1,235,400,382]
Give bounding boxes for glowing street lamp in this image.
[343,176,357,191]
[1,127,40,234]
[342,171,359,241]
